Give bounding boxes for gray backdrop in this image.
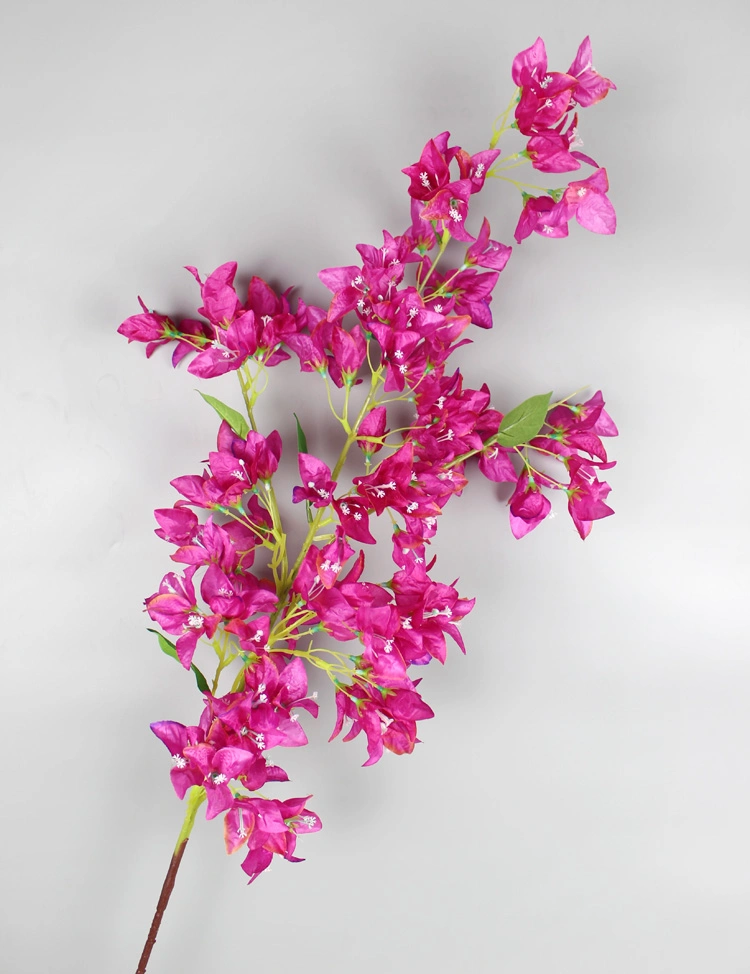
[2,0,749,972]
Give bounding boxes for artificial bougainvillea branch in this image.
[121,36,618,973]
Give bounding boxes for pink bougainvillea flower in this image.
[330,681,434,766]
[514,193,568,243]
[525,129,581,173]
[117,297,210,366]
[450,146,501,193]
[567,36,616,108]
[508,470,552,538]
[402,133,452,202]
[356,405,389,460]
[406,197,437,254]
[331,322,367,384]
[557,168,616,235]
[153,506,200,546]
[200,563,246,619]
[185,262,241,327]
[210,427,283,488]
[292,453,337,508]
[318,264,366,323]
[285,317,331,374]
[353,443,435,518]
[144,567,220,667]
[333,496,376,545]
[150,720,206,798]
[565,454,615,539]
[512,37,576,136]
[477,442,518,483]
[182,743,268,819]
[532,389,618,463]
[187,310,260,378]
[464,218,513,272]
[391,566,475,664]
[224,795,322,883]
[419,181,475,242]
[315,530,356,589]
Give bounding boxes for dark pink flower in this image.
[512,37,576,136]
[183,743,267,819]
[292,453,337,508]
[514,194,568,243]
[402,133,452,202]
[558,168,616,235]
[525,129,581,173]
[356,406,389,461]
[144,568,220,667]
[508,470,552,539]
[465,219,513,272]
[565,455,615,539]
[224,795,322,884]
[150,721,206,798]
[567,37,616,108]
[185,262,241,327]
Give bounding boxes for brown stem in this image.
[135,786,205,974]
[135,840,189,974]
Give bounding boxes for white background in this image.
[2,1,749,971]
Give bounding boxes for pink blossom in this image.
[565,455,615,539]
[557,168,616,235]
[292,453,337,508]
[567,37,616,108]
[512,37,576,136]
[465,218,513,272]
[508,470,552,539]
[514,194,568,243]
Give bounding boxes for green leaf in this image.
[147,628,210,693]
[198,391,249,438]
[293,413,313,523]
[293,412,308,454]
[495,392,552,447]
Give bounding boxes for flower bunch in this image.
[121,35,618,972]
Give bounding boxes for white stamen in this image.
[171,754,187,769]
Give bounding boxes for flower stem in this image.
[135,786,206,974]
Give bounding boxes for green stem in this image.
[417,231,450,296]
[489,87,520,148]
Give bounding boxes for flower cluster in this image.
[509,36,617,240]
[120,36,618,887]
